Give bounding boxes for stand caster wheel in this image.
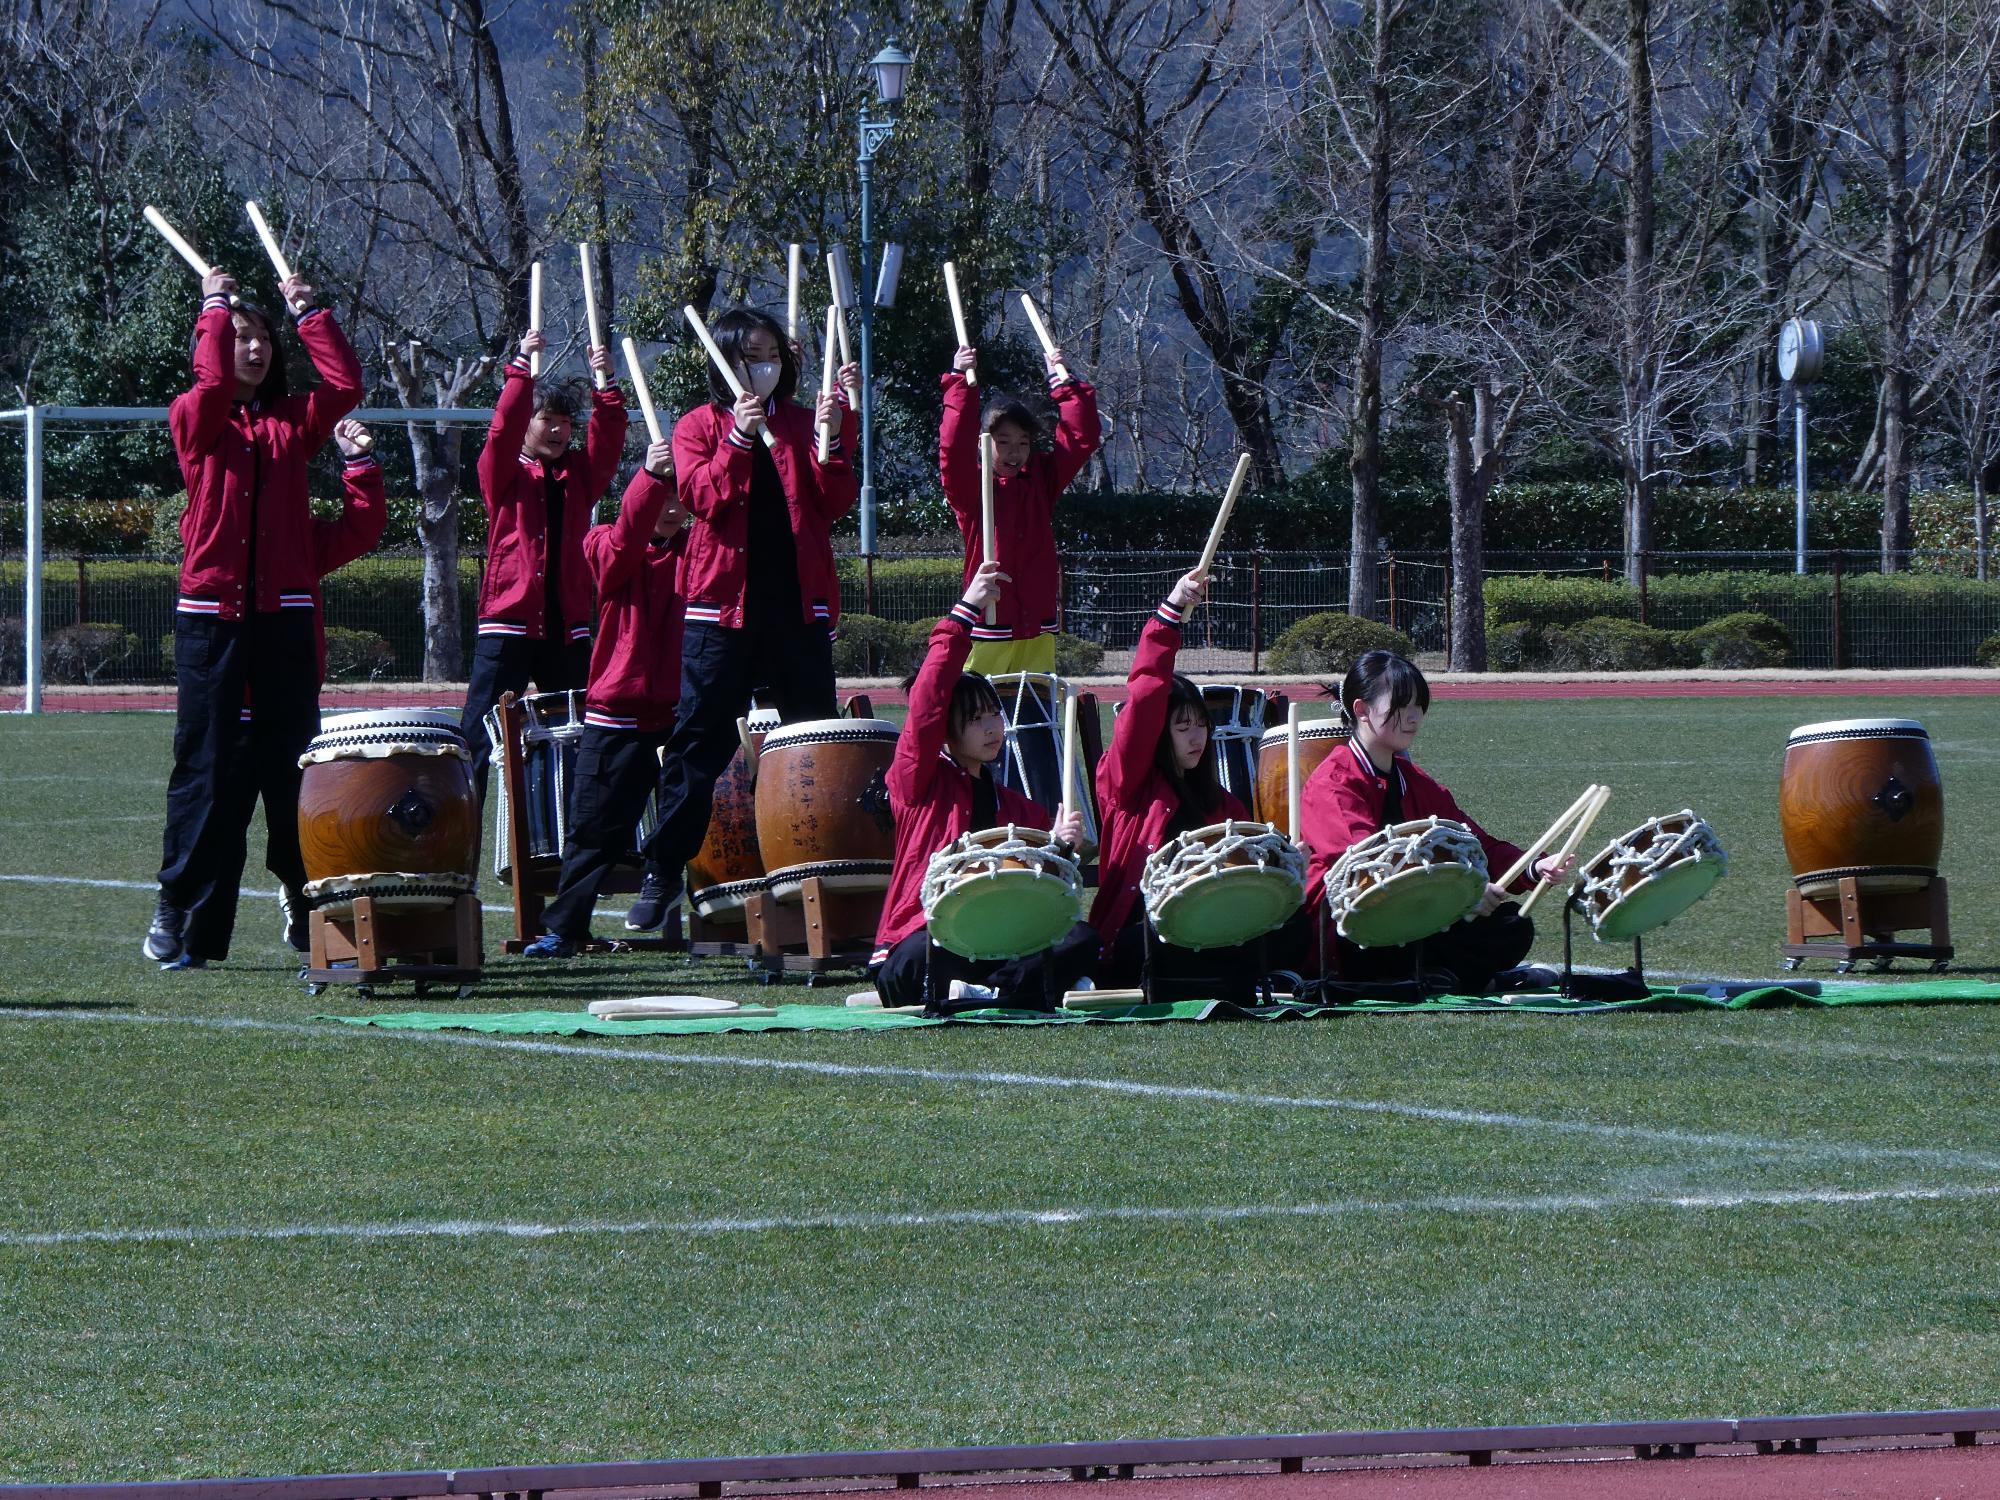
[456,984,476,999]
[1834,961,1855,975]
[1933,960,1951,973]
[414,980,433,997]
[1871,956,1895,972]
[306,982,327,997]
[1781,957,1804,972]
[355,984,376,1000]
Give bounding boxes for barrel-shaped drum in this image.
[754,718,899,902]
[1779,718,1943,896]
[1199,683,1268,810]
[298,709,477,914]
[687,730,768,926]
[990,673,1099,856]
[1254,721,1351,828]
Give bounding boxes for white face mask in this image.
[745,360,781,399]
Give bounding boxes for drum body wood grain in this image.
[754,718,899,899]
[688,741,766,923]
[1779,718,1943,896]
[298,710,477,911]
[1254,722,1350,828]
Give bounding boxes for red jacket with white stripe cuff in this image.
[671,397,857,633]
[1299,738,1529,923]
[474,356,629,642]
[580,468,687,734]
[940,371,1100,642]
[872,603,1051,960]
[169,298,365,620]
[1086,598,1249,949]
[307,454,390,682]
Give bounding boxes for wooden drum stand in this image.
[306,893,483,999]
[1782,877,1952,974]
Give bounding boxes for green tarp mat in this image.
[317,980,2000,1038]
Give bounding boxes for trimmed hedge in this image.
[1265,612,1415,676]
[47,621,139,683]
[1682,611,1790,668]
[1978,632,2000,668]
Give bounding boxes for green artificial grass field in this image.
[3,696,1999,1483]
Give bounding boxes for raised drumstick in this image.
[528,260,543,377]
[1060,691,1079,824]
[980,433,999,626]
[142,205,215,278]
[579,243,607,391]
[1198,453,1253,579]
[827,249,855,380]
[818,302,839,463]
[1496,784,1603,891]
[787,243,802,342]
[1286,701,1302,842]
[1020,292,1071,383]
[244,200,295,287]
[619,337,663,445]
[683,304,777,449]
[944,260,977,388]
[1520,784,1612,918]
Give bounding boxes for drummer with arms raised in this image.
[871,562,1092,1012]
[1300,651,1570,994]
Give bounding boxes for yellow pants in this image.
[967,634,1058,676]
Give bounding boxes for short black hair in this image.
[703,307,798,406]
[1339,650,1430,729]
[981,393,1050,445]
[197,299,289,403]
[533,376,586,425]
[1154,673,1225,817]
[948,672,1004,739]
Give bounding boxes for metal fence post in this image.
[1250,550,1263,675]
[1832,552,1845,670]
[1637,551,1649,625]
[23,404,43,714]
[864,553,878,676]
[1387,555,1398,631]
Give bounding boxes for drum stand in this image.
[742,878,882,985]
[1781,877,1952,973]
[1142,922,1285,1007]
[1555,900,1651,1002]
[304,894,482,999]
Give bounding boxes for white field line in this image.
[6,1007,2000,1174]
[0,872,612,920]
[8,1180,2000,1251]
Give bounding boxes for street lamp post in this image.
[855,41,912,559]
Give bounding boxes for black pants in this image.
[642,612,836,882]
[873,921,1101,1013]
[458,633,592,801]
[539,726,670,940]
[156,611,320,961]
[1332,905,1535,995]
[1103,911,1310,1005]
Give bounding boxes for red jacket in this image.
[581,469,687,734]
[169,296,365,620]
[941,372,1099,642]
[873,604,1050,960]
[1300,736,1531,921]
[475,355,629,642]
[308,453,390,682]
[1086,598,1249,948]
[672,397,857,633]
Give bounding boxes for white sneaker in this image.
[946,980,997,1003]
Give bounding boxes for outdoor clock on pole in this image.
[1777,317,1824,384]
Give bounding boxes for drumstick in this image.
[1060,692,1079,824]
[619,337,663,445]
[1520,784,1611,918]
[818,302,839,463]
[579,243,607,390]
[1198,453,1253,579]
[1495,784,1603,891]
[787,243,802,342]
[1020,292,1071,383]
[980,433,999,626]
[528,260,543,377]
[1286,701,1302,841]
[944,260,977,387]
[243,200,295,286]
[141,205,215,278]
[683,304,777,449]
[827,249,855,384]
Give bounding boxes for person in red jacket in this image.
[457,328,627,803]
[1088,569,1279,997]
[146,266,364,970]
[941,342,1099,675]
[639,307,858,918]
[523,439,688,955]
[872,562,1091,1012]
[1300,651,1570,993]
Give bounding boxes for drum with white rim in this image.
[1325,817,1489,948]
[1254,721,1351,829]
[922,825,1084,960]
[755,717,899,901]
[1573,809,1726,942]
[686,706,779,926]
[1779,717,1943,896]
[990,672,1099,857]
[1141,819,1306,950]
[1198,683,1269,811]
[483,689,656,880]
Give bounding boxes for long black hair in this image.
[703,307,798,406]
[896,668,1005,745]
[1338,650,1430,730]
[191,299,290,404]
[1154,673,1224,815]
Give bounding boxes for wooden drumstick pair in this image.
[1508,784,1613,917]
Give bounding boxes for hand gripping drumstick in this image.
[980,433,999,626]
[142,205,216,279]
[619,337,664,445]
[818,303,839,464]
[528,261,544,377]
[1519,784,1612,918]
[683,304,778,449]
[1495,784,1603,891]
[1199,453,1254,579]
[579,244,607,390]
[1060,692,1080,826]
[1286,701,1303,842]
[943,261,977,387]
[787,243,803,342]
[1020,292,1071,384]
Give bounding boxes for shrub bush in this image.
[1541,616,1688,672]
[832,614,931,679]
[47,621,139,683]
[1265,611,1414,676]
[0,618,22,685]
[1977,632,2000,668]
[1052,633,1106,675]
[1679,610,1790,668]
[324,627,396,681]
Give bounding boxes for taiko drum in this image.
[1778,718,1943,896]
[753,718,899,900]
[1254,721,1351,828]
[297,709,478,908]
[687,737,767,925]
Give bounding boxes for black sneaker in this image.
[278,884,310,953]
[143,894,186,963]
[624,871,682,931]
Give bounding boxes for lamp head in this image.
[870,41,913,106]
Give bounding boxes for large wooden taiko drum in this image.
[687,734,768,927]
[754,718,899,902]
[297,709,478,914]
[1779,718,1943,897]
[1254,721,1351,828]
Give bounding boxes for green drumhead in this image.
[1338,865,1487,948]
[1592,858,1722,943]
[928,870,1082,961]
[1152,866,1304,951]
